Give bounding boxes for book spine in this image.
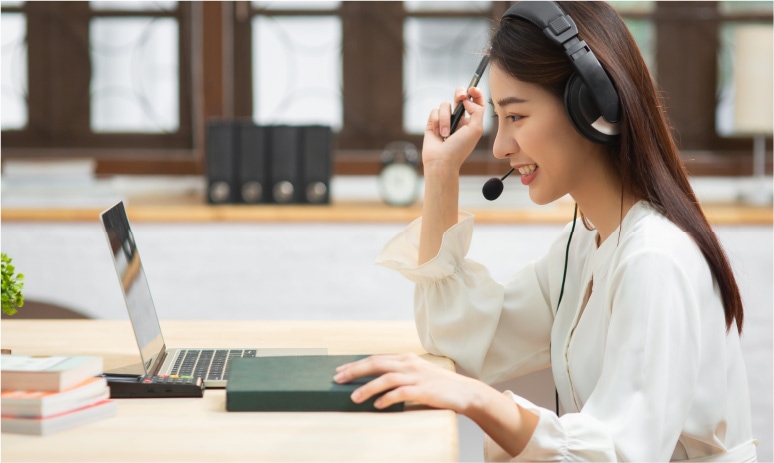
[226,390,403,412]
[1,399,116,435]
[0,372,61,392]
[4,389,111,418]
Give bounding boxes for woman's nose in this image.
[492,126,517,160]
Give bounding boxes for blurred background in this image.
[1,1,772,461]
[1,1,772,177]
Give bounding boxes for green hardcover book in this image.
[226,355,404,412]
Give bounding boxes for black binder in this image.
[205,121,238,204]
[238,123,269,204]
[300,126,333,204]
[269,125,302,204]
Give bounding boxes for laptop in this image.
[99,200,327,387]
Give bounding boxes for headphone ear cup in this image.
[564,73,618,145]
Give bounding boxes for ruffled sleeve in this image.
[376,212,556,384]
[484,393,616,462]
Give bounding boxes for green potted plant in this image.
[2,252,24,316]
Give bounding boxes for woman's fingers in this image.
[454,86,468,105]
[336,355,424,407]
[446,87,485,133]
[350,371,406,404]
[334,354,477,413]
[334,354,413,383]
[373,384,419,409]
[439,101,452,138]
[420,86,488,170]
[426,108,440,138]
[467,86,486,106]
[459,87,486,135]
[426,86,485,136]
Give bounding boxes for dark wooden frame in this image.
[653,1,772,175]
[0,1,204,174]
[1,1,771,176]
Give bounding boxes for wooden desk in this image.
[1,320,458,462]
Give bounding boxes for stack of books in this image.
[1,354,116,435]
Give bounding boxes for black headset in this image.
[502,1,622,145]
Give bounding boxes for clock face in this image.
[378,163,420,206]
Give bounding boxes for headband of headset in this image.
[502,1,621,124]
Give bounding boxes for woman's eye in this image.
[506,115,523,122]
[492,114,523,122]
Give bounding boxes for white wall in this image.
[1,221,771,461]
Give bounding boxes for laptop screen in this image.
[100,201,165,375]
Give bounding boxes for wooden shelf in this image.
[1,200,771,225]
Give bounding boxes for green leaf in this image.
[2,306,18,316]
[0,252,25,316]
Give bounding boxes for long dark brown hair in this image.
[489,1,744,334]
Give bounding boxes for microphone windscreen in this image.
[482,177,504,201]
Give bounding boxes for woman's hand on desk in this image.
[334,353,539,457]
[333,353,484,414]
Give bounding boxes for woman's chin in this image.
[528,188,563,207]
[527,190,552,206]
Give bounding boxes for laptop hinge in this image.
[150,346,168,375]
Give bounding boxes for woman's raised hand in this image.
[422,86,487,177]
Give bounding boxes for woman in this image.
[334,2,756,461]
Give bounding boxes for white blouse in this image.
[376,201,756,462]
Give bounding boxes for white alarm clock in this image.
[378,141,421,207]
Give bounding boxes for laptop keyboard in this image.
[170,349,256,381]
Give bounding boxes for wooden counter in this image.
[1,200,771,225]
